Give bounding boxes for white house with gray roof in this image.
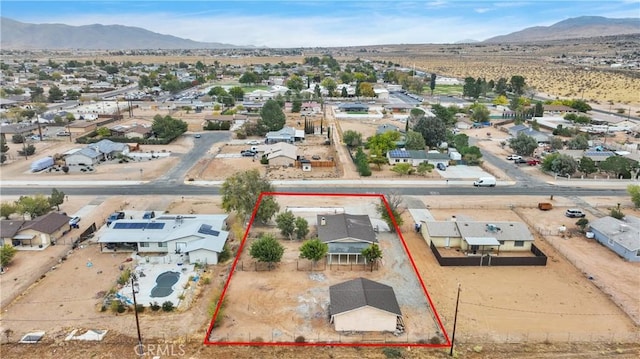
[98,214,229,265]
[387,149,428,167]
[317,213,376,264]
[588,215,640,262]
[329,277,403,332]
[64,147,102,167]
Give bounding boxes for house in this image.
[97,214,229,265]
[508,125,550,143]
[64,147,102,167]
[87,139,129,160]
[244,89,274,102]
[254,142,298,166]
[376,124,401,135]
[0,212,71,249]
[543,104,579,115]
[425,152,450,167]
[588,216,640,262]
[337,103,368,113]
[387,149,428,167]
[422,220,535,255]
[265,126,305,144]
[301,102,321,115]
[316,213,377,264]
[329,278,403,332]
[109,124,151,139]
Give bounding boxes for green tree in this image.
[430,104,455,125]
[576,218,589,233]
[391,163,413,176]
[96,127,111,137]
[404,130,426,150]
[239,71,259,85]
[414,116,447,148]
[429,73,437,96]
[495,78,508,96]
[1,244,17,268]
[152,114,188,139]
[492,95,509,106]
[567,134,589,150]
[259,99,286,131]
[16,195,51,218]
[368,131,400,155]
[286,75,305,91]
[416,162,434,176]
[578,156,598,175]
[361,243,383,271]
[358,82,376,97]
[249,234,284,270]
[320,78,337,96]
[610,207,624,220]
[291,98,302,113]
[221,169,279,223]
[299,238,328,270]
[343,130,363,148]
[275,211,296,240]
[542,153,578,177]
[508,132,538,156]
[1,202,18,219]
[48,85,65,102]
[469,103,490,123]
[294,217,309,240]
[49,188,65,211]
[627,185,640,208]
[549,136,564,150]
[228,86,245,101]
[453,133,469,150]
[0,137,9,164]
[65,89,80,100]
[509,75,526,96]
[377,193,404,232]
[599,156,635,178]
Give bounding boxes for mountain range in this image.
[1,16,639,49]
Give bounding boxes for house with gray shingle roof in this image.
[65,147,102,167]
[317,213,376,264]
[588,216,640,262]
[1,212,71,249]
[387,149,428,167]
[329,277,403,332]
[87,139,129,159]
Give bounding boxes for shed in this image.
[329,278,403,332]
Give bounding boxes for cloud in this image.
[474,8,491,13]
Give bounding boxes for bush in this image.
[294,335,306,343]
[150,302,161,311]
[162,301,174,312]
[110,300,126,314]
[218,244,232,263]
[135,304,145,313]
[382,347,403,358]
[202,277,211,285]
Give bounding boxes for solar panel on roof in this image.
[146,222,165,229]
[113,222,165,229]
[198,224,220,236]
[389,149,410,158]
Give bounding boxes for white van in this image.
[473,176,496,187]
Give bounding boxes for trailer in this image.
[30,156,54,172]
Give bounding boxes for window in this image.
[158,242,167,248]
[498,240,505,245]
[514,241,524,247]
[140,242,149,247]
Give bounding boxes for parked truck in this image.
[106,211,126,226]
[30,156,54,172]
[473,176,496,187]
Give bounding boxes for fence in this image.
[456,331,640,344]
[236,260,378,272]
[209,330,444,346]
[429,242,547,267]
[294,159,335,168]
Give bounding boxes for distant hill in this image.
[0,17,244,49]
[484,16,640,43]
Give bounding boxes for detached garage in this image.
[329,278,403,332]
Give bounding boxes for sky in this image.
[2,1,639,47]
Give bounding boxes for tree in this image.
[0,137,8,164]
[542,153,578,177]
[275,211,296,240]
[575,218,589,233]
[492,95,509,106]
[228,86,245,101]
[239,71,259,85]
[48,85,65,103]
[1,245,17,268]
[414,116,447,148]
[320,77,337,96]
[358,82,375,97]
[299,238,328,270]
[294,217,309,240]
[377,192,404,232]
[291,98,302,113]
[340,87,348,97]
[404,130,426,150]
[508,133,538,156]
[453,133,469,151]
[495,78,508,96]
[1,202,18,219]
[343,130,363,148]
[627,185,640,208]
[549,136,564,150]
[391,163,413,176]
[97,127,111,137]
[578,156,598,175]
[286,75,305,91]
[361,243,382,271]
[429,73,436,96]
[368,132,399,155]
[152,114,188,139]
[221,169,279,223]
[509,75,526,96]
[534,102,544,117]
[599,156,634,178]
[430,104,455,125]
[49,189,65,211]
[16,195,51,219]
[259,99,286,131]
[416,162,434,176]
[469,103,490,123]
[249,234,284,270]
[567,134,589,150]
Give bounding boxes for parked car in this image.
[142,211,155,219]
[69,216,81,226]
[246,140,261,145]
[527,159,541,166]
[240,150,257,157]
[436,163,446,171]
[473,176,496,187]
[107,211,126,226]
[194,134,201,139]
[514,158,527,164]
[565,209,586,218]
[56,131,71,137]
[506,155,522,160]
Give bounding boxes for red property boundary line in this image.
[204,192,451,349]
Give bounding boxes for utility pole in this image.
[449,284,461,356]
[131,276,143,356]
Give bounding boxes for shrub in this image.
[150,301,161,311]
[202,277,211,285]
[110,300,126,314]
[135,304,145,313]
[294,335,306,343]
[218,244,232,263]
[382,347,403,358]
[178,294,185,301]
[429,335,442,344]
[116,268,131,285]
[162,301,174,312]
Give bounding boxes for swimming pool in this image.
[150,271,180,298]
